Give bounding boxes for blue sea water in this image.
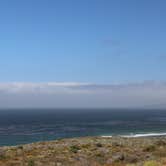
[0,109,166,146]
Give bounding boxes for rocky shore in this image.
[1,136,166,166]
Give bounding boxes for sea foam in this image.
[101,132,166,138]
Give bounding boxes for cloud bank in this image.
[0,82,166,108]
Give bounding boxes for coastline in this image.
[1,136,166,166]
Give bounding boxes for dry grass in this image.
[0,136,166,165]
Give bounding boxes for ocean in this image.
[0,109,166,146]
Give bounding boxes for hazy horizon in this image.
[0,81,165,109]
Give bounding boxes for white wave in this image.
[122,133,166,138]
[101,133,166,138]
[101,135,112,138]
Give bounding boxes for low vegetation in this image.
[0,136,166,165]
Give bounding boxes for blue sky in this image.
[0,0,166,83]
[0,1,166,108]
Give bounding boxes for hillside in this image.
[0,136,166,166]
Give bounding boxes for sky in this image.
[0,0,166,108]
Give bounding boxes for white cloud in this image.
[0,81,166,108]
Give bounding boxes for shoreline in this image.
[1,133,166,147]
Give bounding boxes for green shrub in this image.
[0,149,6,160]
[17,145,23,149]
[143,160,161,166]
[96,143,102,147]
[81,143,91,149]
[28,159,35,166]
[70,145,80,153]
[143,145,156,152]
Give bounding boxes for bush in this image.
[0,149,6,160]
[70,145,80,153]
[143,160,161,166]
[125,154,138,163]
[28,159,35,166]
[17,145,23,149]
[143,145,156,152]
[96,143,102,147]
[155,140,166,146]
